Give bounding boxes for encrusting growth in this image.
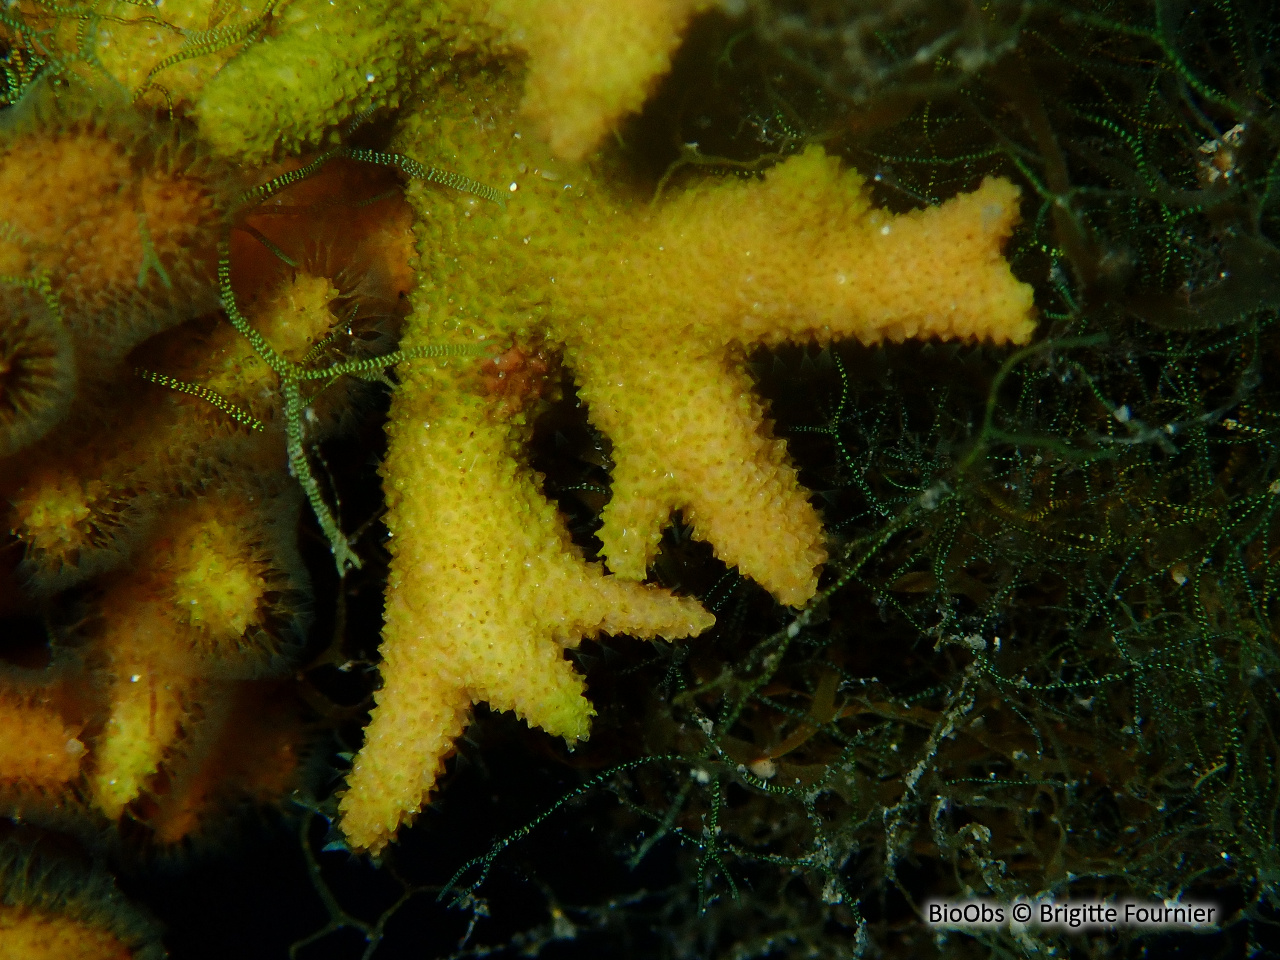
[0,686,85,796]
[13,0,733,164]
[2,0,1037,867]
[87,488,307,820]
[0,65,415,847]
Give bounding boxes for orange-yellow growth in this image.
[564,148,1034,603]
[339,386,714,852]
[6,269,341,590]
[0,86,227,366]
[13,0,267,115]
[485,0,715,159]
[89,491,302,820]
[0,907,137,960]
[338,70,1034,852]
[0,843,163,960]
[0,691,84,791]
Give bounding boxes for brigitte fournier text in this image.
[925,899,1219,930]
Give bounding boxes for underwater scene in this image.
[1,0,1278,957]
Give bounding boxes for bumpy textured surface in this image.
[0,75,406,846]
[0,283,72,458]
[88,490,304,820]
[337,64,1035,851]
[5,269,333,592]
[195,0,427,159]
[0,692,84,791]
[484,0,716,159]
[0,0,1036,861]
[340,372,715,850]
[0,84,229,389]
[16,0,267,114]
[193,0,716,161]
[0,908,135,960]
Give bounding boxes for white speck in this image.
[509,182,518,192]
[748,758,777,779]
[786,622,800,638]
[365,73,375,83]
[130,674,141,683]
[880,224,891,236]
[1113,405,1130,423]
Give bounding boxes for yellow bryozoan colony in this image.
[338,65,1035,853]
[1,1,1036,860]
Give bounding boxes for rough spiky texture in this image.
[6,469,153,595]
[484,0,717,159]
[12,0,723,162]
[3,0,1036,869]
[568,150,1033,601]
[78,0,269,114]
[339,377,715,852]
[0,282,73,458]
[0,83,231,371]
[0,688,84,792]
[87,488,306,820]
[337,64,1035,852]
[194,0,445,160]
[5,267,351,593]
[0,839,164,960]
[0,102,404,839]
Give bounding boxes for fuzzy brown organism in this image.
[0,81,238,377]
[0,833,164,960]
[0,281,73,459]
